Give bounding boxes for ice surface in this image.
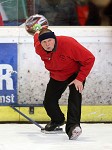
[0,123,112,150]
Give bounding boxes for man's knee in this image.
[43,98,52,108]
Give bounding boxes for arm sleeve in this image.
[34,33,39,47]
[70,38,95,82]
[34,32,42,54]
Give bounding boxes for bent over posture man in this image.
[33,28,95,140]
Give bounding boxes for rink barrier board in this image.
[0,26,112,106]
[0,106,112,122]
[0,27,112,122]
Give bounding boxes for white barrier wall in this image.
[0,26,112,105]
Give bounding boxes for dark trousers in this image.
[43,73,85,134]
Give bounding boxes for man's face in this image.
[41,38,55,52]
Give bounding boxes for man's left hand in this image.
[69,79,83,93]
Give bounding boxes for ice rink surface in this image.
[0,123,112,150]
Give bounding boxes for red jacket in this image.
[0,13,4,26]
[34,33,95,82]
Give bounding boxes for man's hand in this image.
[32,24,42,31]
[69,79,83,93]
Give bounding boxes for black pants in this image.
[43,73,85,134]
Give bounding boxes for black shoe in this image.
[45,121,64,131]
[68,125,82,140]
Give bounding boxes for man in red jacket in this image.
[34,28,95,140]
[26,15,95,140]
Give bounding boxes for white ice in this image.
[0,123,112,150]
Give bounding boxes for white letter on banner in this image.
[0,64,14,90]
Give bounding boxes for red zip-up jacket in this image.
[34,33,95,82]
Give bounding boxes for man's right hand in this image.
[32,24,42,31]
